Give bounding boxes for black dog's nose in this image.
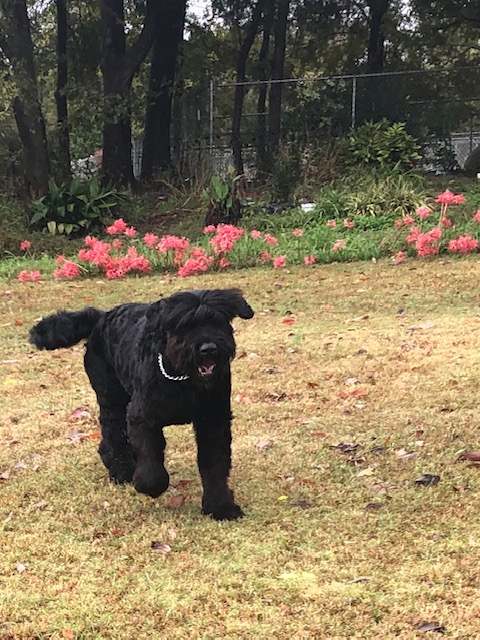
[199,342,218,356]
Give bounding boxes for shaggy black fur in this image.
[30,288,254,521]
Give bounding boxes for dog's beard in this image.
[164,333,235,385]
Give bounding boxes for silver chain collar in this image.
[157,353,189,382]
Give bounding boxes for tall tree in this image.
[0,0,50,198]
[55,0,71,182]
[366,0,390,73]
[256,0,275,174]
[230,0,264,174]
[141,0,187,180]
[99,0,157,187]
[266,0,290,167]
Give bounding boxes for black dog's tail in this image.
[29,307,104,351]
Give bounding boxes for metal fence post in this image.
[351,75,357,129]
[209,79,214,160]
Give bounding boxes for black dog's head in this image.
[150,288,254,386]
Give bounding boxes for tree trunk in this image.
[231,1,264,175]
[266,0,290,169]
[0,0,50,198]
[141,0,186,180]
[100,0,157,187]
[55,0,71,183]
[366,0,390,73]
[256,1,274,175]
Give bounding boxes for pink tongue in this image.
[200,363,215,374]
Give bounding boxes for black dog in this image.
[29,288,254,520]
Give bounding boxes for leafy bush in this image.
[346,120,420,171]
[464,146,480,178]
[30,177,127,235]
[203,172,242,226]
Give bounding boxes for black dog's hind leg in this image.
[194,412,244,521]
[84,347,135,484]
[127,400,170,498]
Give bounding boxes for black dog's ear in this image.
[221,288,254,320]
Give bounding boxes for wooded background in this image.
[0,0,479,198]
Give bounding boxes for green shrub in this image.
[30,176,127,235]
[346,120,421,171]
[464,146,480,178]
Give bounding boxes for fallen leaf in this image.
[356,467,375,477]
[0,469,11,480]
[331,442,360,453]
[282,317,296,325]
[167,528,177,541]
[13,460,27,470]
[416,621,445,633]
[415,474,440,487]
[167,495,185,509]
[16,563,26,574]
[348,576,371,583]
[347,314,370,322]
[407,320,436,332]
[310,431,326,438]
[277,495,289,501]
[365,501,385,512]
[396,448,416,461]
[291,499,313,509]
[345,377,359,385]
[255,439,273,451]
[263,392,287,402]
[174,479,192,489]
[458,451,480,463]
[62,629,75,640]
[68,406,93,421]
[31,500,47,510]
[151,541,172,554]
[65,429,99,443]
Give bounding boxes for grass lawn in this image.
[2,259,480,639]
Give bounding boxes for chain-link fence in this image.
[173,66,480,176]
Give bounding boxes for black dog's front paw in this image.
[133,466,170,498]
[203,502,244,521]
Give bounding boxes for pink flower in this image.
[441,217,452,228]
[250,229,262,240]
[203,225,216,234]
[403,215,415,226]
[394,220,403,228]
[415,228,442,257]
[416,205,431,219]
[435,190,465,205]
[273,255,286,268]
[157,235,190,265]
[106,218,128,235]
[177,249,213,277]
[111,239,123,251]
[393,251,406,264]
[54,258,81,280]
[264,233,278,245]
[18,270,41,282]
[332,239,346,252]
[124,226,137,238]
[406,226,420,244]
[343,219,355,229]
[143,233,159,248]
[326,220,337,228]
[20,240,32,251]
[218,257,230,269]
[304,255,316,265]
[210,224,244,255]
[448,235,479,255]
[260,251,271,261]
[292,228,304,237]
[473,210,480,223]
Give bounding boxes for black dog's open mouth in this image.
[198,361,216,377]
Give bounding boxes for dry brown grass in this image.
[2,259,480,639]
